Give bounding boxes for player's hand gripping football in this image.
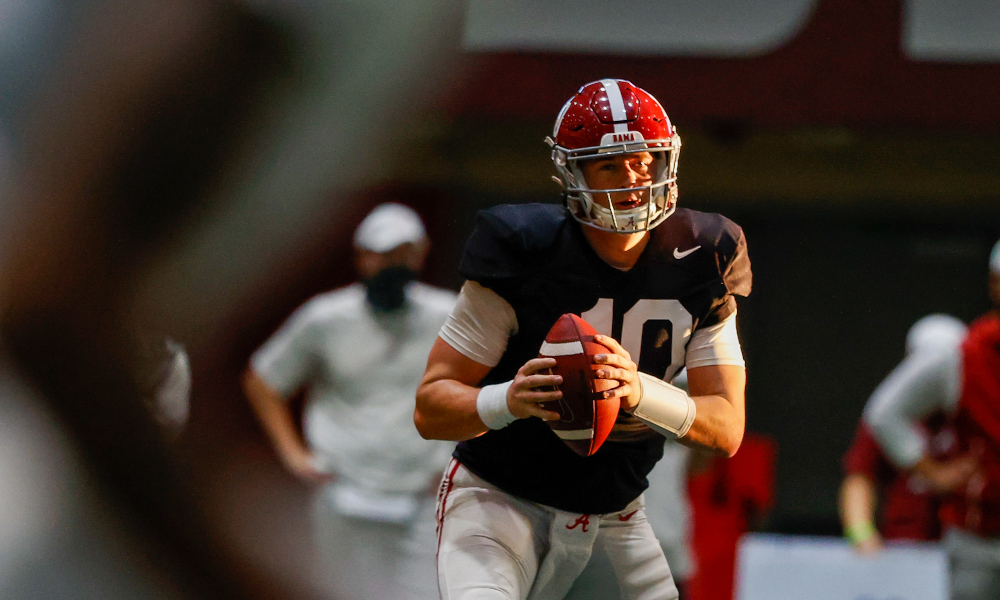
[506,357,564,421]
[592,335,643,412]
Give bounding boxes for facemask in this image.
[364,265,416,311]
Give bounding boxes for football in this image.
[538,313,620,456]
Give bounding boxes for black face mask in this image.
[364,265,416,311]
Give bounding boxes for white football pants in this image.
[436,459,678,600]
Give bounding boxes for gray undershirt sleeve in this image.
[685,310,745,368]
[863,350,962,469]
[438,281,517,367]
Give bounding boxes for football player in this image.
[415,79,751,600]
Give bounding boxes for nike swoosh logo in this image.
[673,245,701,259]
[619,510,639,522]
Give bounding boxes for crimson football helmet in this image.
[546,79,681,234]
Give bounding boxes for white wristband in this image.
[633,372,697,438]
[477,380,516,430]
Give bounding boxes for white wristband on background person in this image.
[632,372,697,438]
[477,380,516,430]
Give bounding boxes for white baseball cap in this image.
[990,238,1000,275]
[905,313,966,356]
[353,203,426,253]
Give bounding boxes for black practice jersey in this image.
[454,203,752,514]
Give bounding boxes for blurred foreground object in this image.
[134,328,192,438]
[0,0,465,597]
[0,2,292,597]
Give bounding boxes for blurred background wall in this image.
[0,0,998,597]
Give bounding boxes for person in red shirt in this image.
[867,239,1000,600]
[687,432,776,600]
[839,314,967,553]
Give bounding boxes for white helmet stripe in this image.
[601,79,630,134]
[553,97,572,137]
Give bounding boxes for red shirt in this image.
[688,433,776,600]
[941,313,1000,537]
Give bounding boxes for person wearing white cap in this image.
[243,202,456,600]
[866,238,1000,600]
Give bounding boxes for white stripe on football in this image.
[539,341,584,357]
[554,428,595,440]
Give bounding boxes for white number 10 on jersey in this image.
[581,299,693,382]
